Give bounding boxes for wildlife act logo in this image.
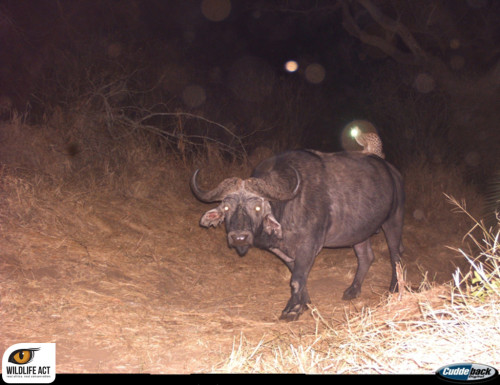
[2,343,56,384]
[436,363,498,383]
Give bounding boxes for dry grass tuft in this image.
[214,283,499,373]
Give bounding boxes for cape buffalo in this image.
[191,150,405,321]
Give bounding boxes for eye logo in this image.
[8,348,40,365]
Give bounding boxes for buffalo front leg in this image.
[279,249,316,322]
[342,239,375,300]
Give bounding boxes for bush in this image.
[448,195,500,301]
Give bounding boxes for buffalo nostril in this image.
[230,232,251,246]
[231,234,248,243]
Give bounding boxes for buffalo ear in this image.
[263,214,283,239]
[200,208,225,228]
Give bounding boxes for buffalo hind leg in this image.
[343,239,375,300]
[382,216,404,293]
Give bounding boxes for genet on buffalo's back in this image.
[191,150,405,321]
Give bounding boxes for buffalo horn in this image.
[245,167,301,201]
[190,169,242,202]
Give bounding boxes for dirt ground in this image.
[0,125,470,373]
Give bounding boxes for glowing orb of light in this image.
[350,126,361,138]
[182,84,206,108]
[107,42,122,58]
[341,120,377,151]
[414,72,435,93]
[450,38,460,50]
[284,60,299,72]
[305,63,325,84]
[201,0,231,22]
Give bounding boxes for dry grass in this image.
[1,115,498,374]
[213,200,500,374]
[214,290,500,373]
[0,115,244,372]
[403,157,481,227]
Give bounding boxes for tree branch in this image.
[356,0,429,62]
[340,0,418,65]
[341,0,458,90]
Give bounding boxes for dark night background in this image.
[1,0,499,184]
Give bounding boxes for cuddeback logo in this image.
[436,363,498,383]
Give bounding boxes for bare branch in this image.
[356,0,429,62]
[340,0,418,65]
[341,0,457,90]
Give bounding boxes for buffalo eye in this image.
[224,206,230,211]
[255,206,261,212]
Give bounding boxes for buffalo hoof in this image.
[342,285,361,301]
[280,310,302,322]
[279,303,308,322]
